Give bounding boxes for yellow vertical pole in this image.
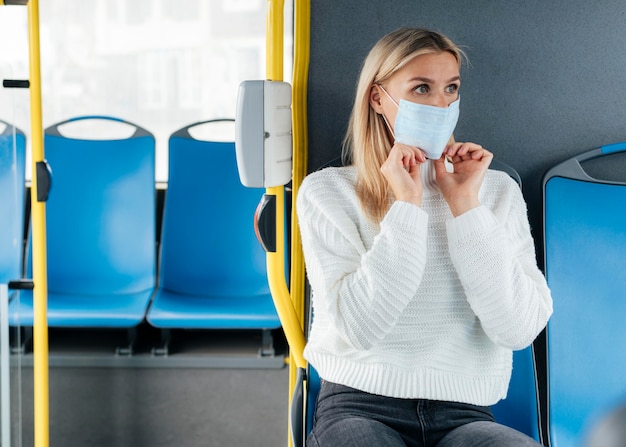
[265,1,307,445]
[289,1,310,446]
[290,0,309,350]
[27,0,50,446]
[266,0,284,81]
[264,0,307,369]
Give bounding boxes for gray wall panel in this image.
[308,0,626,247]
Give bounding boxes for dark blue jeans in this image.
[307,381,541,447]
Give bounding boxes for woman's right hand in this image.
[380,143,426,207]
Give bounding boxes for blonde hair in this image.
[342,28,466,223]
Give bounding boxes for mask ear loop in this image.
[378,84,400,107]
[380,113,395,140]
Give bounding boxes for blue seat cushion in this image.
[10,289,154,327]
[147,288,280,329]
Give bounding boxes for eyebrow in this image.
[410,76,461,84]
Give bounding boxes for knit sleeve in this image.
[446,179,553,350]
[297,171,429,351]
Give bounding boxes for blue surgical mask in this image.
[379,85,460,160]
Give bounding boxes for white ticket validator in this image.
[235,80,293,188]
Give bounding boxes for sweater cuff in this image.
[446,205,498,245]
[385,200,429,231]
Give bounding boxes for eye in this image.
[445,84,459,94]
[414,84,429,94]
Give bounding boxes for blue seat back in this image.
[40,116,156,296]
[158,120,268,297]
[543,142,626,446]
[488,159,540,441]
[491,347,540,440]
[0,121,26,285]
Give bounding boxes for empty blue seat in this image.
[10,116,156,329]
[0,121,26,447]
[543,142,626,446]
[146,120,280,334]
[0,120,26,293]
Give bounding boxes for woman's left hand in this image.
[432,142,493,217]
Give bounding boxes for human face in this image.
[371,51,461,132]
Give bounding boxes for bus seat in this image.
[481,160,541,441]
[297,349,541,445]
[290,160,542,446]
[0,121,26,294]
[491,346,541,441]
[543,142,626,446]
[146,120,280,354]
[10,116,156,333]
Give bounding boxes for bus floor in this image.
[8,328,290,447]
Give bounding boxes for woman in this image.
[296,28,553,446]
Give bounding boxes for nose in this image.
[430,92,448,108]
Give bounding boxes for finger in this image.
[444,145,462,163]
[471,147,492,161]
[386,145,414,174]
[432,155,448,176]
[396,143,426,164]
[400,148,415,169]
[445,142,474,161]
[458,143,478,157]
[444,142,461,156]
[454,143,485,160]
[480,149,494,164]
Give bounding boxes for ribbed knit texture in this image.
[296,161,553,406]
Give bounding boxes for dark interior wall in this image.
[307,0,626,251]
[307,3,626,441]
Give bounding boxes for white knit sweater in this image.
[296,161,553,406]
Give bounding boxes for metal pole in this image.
[26,0,50,445]
[0,285,10,447]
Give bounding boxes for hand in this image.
[380,143,426,206]
[432,142,493,216]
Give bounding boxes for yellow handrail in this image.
[291,0,310,340]
[1,4,49,445]
[288,3,310,445]
[266,2,310,445]
[265,0,307,370]
[26,0,50,446]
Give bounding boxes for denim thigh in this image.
[306,381,496,447]
[436,421,542,447]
